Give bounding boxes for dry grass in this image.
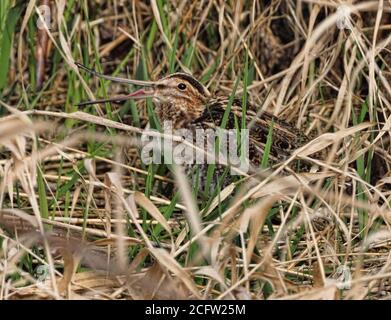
[1,0,391,300]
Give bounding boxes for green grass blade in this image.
[0,1,23,91]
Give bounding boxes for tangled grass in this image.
[0,0,391,300]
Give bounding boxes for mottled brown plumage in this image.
[195,97,310,168]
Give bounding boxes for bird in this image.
[75,62,314,192]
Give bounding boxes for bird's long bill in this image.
[77,88,155,106]
[75,62,156,106]
[75,62,156,86]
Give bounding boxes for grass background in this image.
[0,0,391,300]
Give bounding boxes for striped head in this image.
[152,73,210,127]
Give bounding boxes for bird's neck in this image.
[157,100,206,129]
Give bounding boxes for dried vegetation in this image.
[1,0,391,300]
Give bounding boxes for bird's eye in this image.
[178,83,187,90]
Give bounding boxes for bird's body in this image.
[193,97,310,168]
[76,63,315,192]
[160,96,313,193]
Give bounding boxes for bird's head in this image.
[76,63,210,127]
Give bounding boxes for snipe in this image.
[76,62,313,190]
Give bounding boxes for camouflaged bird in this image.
[76,63,313,190]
